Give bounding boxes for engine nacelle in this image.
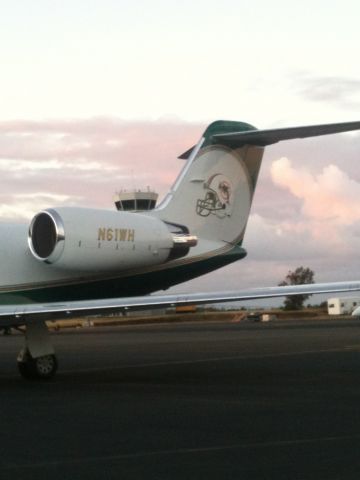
[28,207,197,272]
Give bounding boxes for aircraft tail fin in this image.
[154,120,263,250]
[154,119,360,254]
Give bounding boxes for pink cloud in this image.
[271,157,360,225]
[0,117,204,218]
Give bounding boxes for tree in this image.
[278,266,315,310]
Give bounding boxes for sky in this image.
[1,0,360,304]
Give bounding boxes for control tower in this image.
[114,189,158,212]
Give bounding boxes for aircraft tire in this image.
[17,349,58,380]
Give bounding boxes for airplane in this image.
[1,119,360,381]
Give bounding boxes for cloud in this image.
[271,157,360,225]
[0,158,119,174]
[0,193,82,220]
[0,117,204,216]
[254,156,360,276]
[295,75,360,109]
[244,213,323,261]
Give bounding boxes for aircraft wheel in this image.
[17,349,58,380]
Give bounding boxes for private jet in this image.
[1,119,360,379]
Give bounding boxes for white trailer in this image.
[327,297,360,315]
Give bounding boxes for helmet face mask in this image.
[196,174,233,218]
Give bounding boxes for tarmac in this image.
[1,316,360,479]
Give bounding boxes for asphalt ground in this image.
[1,317,360,479]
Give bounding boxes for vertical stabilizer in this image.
[154,121,264,249]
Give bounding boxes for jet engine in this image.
[28,207,197,272]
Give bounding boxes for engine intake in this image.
[29,210,65,262]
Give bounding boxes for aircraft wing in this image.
[213,121,360,148]
[1,280,360,327]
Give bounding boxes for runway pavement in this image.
[1,317,360,479]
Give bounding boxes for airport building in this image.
[327,296,360,315]
[114,189,158,212]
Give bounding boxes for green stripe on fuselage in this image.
[0,246,247,305]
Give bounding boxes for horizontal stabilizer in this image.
[178,145,196,159]
[213,121,360,148]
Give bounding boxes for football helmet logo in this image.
[196,174,232,218]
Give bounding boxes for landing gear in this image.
[17,348,58,380]
[17,321,58,380]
